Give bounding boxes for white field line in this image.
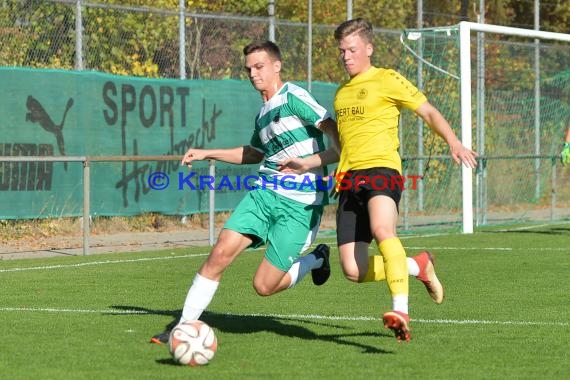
[494,223,557,231]
[400,233,455,239]
[404,246,569,251]
[0,252,211,273]
[2,242,568,274]
[398,221,570,239]
[0,307,567,327]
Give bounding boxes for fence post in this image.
[75,0,84,70]
[268,0,275,42]
[179,0,186,79]
[307,0,312,92]
[82,158,90,255]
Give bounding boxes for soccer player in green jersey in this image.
[333,18,478,341]
[151,40,339,344]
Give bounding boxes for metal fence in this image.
[0,154,217,255]
[0,0,405,83]
[1,152,566,255]
[1,0,569,244]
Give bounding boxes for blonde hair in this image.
[334,18,373,44]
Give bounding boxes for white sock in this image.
[392,295,409,315]
[407,257,420,277]
[287,252,322,288]
[180,273,219,323]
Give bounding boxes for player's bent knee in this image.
[252,282,275,297]
[371,227,395,242]
[339,260,361,282]
[341,268,360,283]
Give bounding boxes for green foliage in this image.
[12,1,76,69]
[1,0,569,79]
[201,0,267,14]
[82,1,178,77]
[0,7,30,66]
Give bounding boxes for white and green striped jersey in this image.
[249,82,332,205]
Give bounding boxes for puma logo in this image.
[26,96,73,170]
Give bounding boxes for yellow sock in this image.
[361,255,386,282]
[379,237,408,297]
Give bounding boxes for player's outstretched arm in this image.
[415,102,478,169]
[181,146,263,168]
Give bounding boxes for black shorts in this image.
[336,167,402,245]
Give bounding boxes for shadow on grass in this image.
[110,305,393,355]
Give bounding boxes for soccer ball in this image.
[168,320,218,366]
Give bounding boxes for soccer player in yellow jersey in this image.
[333,18,478,341]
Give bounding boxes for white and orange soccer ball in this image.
[168,320,218,366]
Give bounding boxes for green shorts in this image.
[224,188,323,272]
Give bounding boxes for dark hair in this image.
[334,18,373,43]
[243,40,282,61]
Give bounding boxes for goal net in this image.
[396,22,570,232]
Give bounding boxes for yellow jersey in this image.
[334,67,427,176]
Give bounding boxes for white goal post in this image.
[458,22,570,233]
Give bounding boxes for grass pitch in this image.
[1,222,569,379]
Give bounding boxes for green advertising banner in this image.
[0,68,336,219]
